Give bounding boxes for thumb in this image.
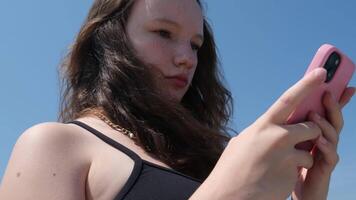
[263,68,326,124]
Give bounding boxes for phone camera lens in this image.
[323,51,341,83]
[327,72,333,79]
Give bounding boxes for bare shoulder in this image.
[0,122,91,200]
[16,122,91,151]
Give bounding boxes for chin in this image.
[166,91,184,103]
[157,85,186,103]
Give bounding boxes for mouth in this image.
[165,77,188,88]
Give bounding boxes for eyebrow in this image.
[152,18,204,43]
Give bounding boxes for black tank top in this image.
[67,120,202,200]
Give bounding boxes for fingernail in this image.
[330,92,336,102]
[313,68,326,82]
[326,91,335,102]
[313,112,321,121]
[318,136,328,145]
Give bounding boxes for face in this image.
[126,0,204,102]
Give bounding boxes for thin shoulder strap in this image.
[66,120,144,199]
[66,120,143,163]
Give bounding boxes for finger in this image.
[285,121,321,144]
[340,87,356,109]
[323,91,344,133]
[264,68,326,124]
[294,149,314,169]
[310,145,322,162]
[309,111,338,147]
[316,135,339,167]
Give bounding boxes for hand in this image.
[190,68,327,200]
[292,87,355,200]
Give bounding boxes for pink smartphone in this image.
[287,44,355,124]
[287,44,355,150]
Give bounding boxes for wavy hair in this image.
[58,0,235,181]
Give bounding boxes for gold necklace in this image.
[92,111,136,140]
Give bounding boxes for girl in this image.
[1,0,354,199]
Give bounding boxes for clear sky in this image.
[0,0,355,199]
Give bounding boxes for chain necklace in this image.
[92,110,137,140]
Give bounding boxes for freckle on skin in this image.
[16,172,21,177]
[53,173,56,177]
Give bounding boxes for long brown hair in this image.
[58,0,236,181]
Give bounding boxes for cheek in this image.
[130,36,173,87]
[133,36,171,69]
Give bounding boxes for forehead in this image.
[131,0,204,30]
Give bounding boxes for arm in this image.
[189,68,329,200]
[0,122,91,200]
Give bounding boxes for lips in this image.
[165,74,189,88]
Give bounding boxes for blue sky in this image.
[0,0,355,199]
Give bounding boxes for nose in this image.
[173,43,197,70]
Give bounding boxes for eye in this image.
[156,29,171,39]
[191,43,202,51]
